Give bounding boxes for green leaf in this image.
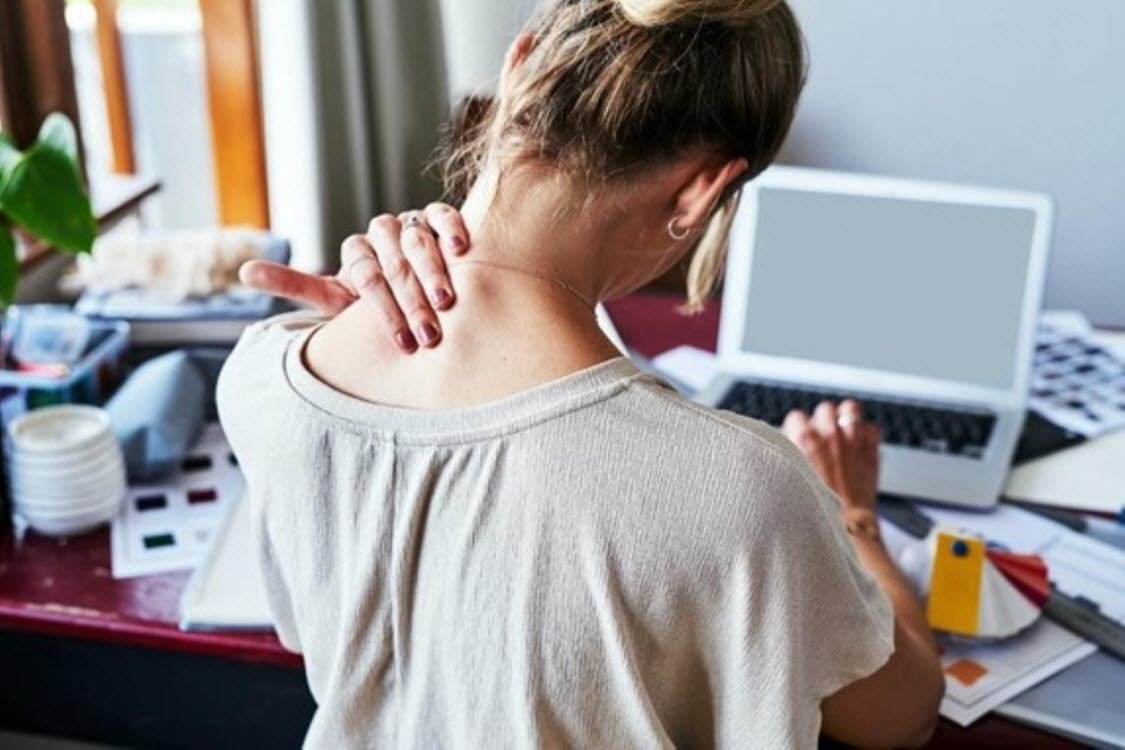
[37,112,79,162]
[0,225,17,305]
[0,132,19,174]
[0,143,96,254]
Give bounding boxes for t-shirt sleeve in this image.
[793,475,896,699]
[709,447,895,748]
[216,312,324,653]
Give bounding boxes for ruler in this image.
[1044,589,1125,662]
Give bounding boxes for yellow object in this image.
[927,533,985,634]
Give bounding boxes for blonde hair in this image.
[441,0,806,312]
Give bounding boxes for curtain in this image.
[257,0,450,270]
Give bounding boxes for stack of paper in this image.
[179,490,273,631]
[939,619,1095,725]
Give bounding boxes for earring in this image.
[667,217,692,241]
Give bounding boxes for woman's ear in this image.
[671,157,750,236]
[499,33,536,95]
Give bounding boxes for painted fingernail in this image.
[432,288,453,309]
[395,331,418,351]
[450,237,467,254]
[418,323,440,346]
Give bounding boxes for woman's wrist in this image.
[841,506,884,547]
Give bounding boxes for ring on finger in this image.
[403,212,426,232]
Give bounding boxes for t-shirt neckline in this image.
[283,326,647,444]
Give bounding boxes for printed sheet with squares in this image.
[111,423,244,579]
[1031,320,1125,437]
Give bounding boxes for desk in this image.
[0,291,1090,749]
[0,526,313,747]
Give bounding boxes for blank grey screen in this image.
[741,189,1037,389]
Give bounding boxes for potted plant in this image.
[0,112,97,304]
[0,113,96,529]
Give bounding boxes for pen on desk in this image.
[1008,499,1125,552]
[1082,515,1125,551]
[1006,500,1088,531]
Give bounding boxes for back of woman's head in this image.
[445,0,806,308]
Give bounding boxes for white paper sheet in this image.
[651,346,719,396]
[1005,427,1125,516]
[179,490,272,631]
[110,424,243,578]
[939,619,1096,726]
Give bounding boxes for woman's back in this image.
[217,313,892,749]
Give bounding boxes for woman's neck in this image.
[458,167,612,304]
[303,172,625,410]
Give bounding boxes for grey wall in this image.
[437,0,1125,326]
[439,0,537,101]
[783,0,1125,327]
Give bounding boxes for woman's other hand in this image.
[782,400,881,511]
[239,202,470,352]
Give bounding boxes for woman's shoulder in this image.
[619,378,837,522]
[216,311,322,436]
[627,377,821,481]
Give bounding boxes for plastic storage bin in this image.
[0,316,131,420]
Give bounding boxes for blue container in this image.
[0,315,131,419]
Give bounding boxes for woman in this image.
[219,0,944,747]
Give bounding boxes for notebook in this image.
[178,490,273,632]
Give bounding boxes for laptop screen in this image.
[740,187,1038,390]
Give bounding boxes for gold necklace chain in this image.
[447,259,598,315]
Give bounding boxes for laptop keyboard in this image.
[717,381,997,459]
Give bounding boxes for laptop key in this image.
[962,444,986,459]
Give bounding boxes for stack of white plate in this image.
[6,405,126,536]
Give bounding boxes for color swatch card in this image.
[926,533,1047,639]
[940,619,1096,726]
[923,504,1125,628]
[110,424,243,579]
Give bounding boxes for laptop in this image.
[698,166,1053,509]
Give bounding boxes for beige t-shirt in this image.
[216,313,894,749]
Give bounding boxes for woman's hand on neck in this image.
[304,267,620,410]
[304,168,629,410]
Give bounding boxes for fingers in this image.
[399,210,455,311]
[865,423,881,449]
[340,234,418,352]
[783,409,830,476]
[339,231,378,295]
[781,408,808,444]
[863,423,882,466]
[838,399,864,440]
[367,216,442,348]
[812,400,840,438]
[813,400,845,469]
[423,202,469,257]
[787,400,881,511]
[239,260,355,317]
